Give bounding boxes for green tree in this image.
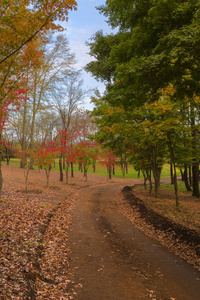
[86,0,200,197]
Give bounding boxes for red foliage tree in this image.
[100,150,117,180]
[0,88,27,196]
[57,127,86,183]
[74,141,98,181]
[32,141,58,186]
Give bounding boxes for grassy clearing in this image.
[136,180,191,193]
[2,159,193,195]
[160,181,190,193]
[2,158,140,178]
[2,158,20,168]
[3,158,178,179]
[3,158,195,198]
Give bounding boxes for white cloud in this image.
[69,41,90,67]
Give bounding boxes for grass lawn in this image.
[160,181,190,193]
[2,158,177,179]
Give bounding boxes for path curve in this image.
[67,184,200,300]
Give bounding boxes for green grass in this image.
[2,158,192,193]
[52,160,140,178]
[2,158,21,168]
[160,181,190,193]
[160,164,181,178]
[3,158,176,179]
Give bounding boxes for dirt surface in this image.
[0,165,142,299]
[67,184,200,300]
[122,186,200,257]
[1,165,200,299]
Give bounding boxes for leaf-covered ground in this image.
[0,165,133,299]
[1,165,200,299]
[119,185,200,272]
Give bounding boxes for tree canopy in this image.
[86,0,200,199]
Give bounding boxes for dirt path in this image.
[67,183,200,300]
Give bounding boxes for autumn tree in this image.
[14,147,33,190]
[53,70,89,181]
[100,149,117,180]
[0,0,77,128]
[0,0,77,65]
[0,0,77,196]
[74,141,98,181]
[33,141,57,186]
[28,35,75,166]
[0,88,26,196]
[57,129,75,184]
[8,34,76,168]
[86,0,200,197]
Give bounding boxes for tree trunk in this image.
[59,155,63,181]
[84,165,88,181]
[191,110,199,197]
[66,163,69,184]
[29,109,36,170]
[154,173,161,198]
[79,163,83,172]
[45,168,51,187]
[170,163,174,184]
[189,166,192,186]
[24,166,30,190]
[84,167,86,177]
[147,169,152,194]
[93,161,96,172]
[0,148,3,198]
[107,165,112,179]
[173,163,179,207]
[63,156,65,170]
[121,163,125,178]
[184,164,192,192]
[20,78,28,168]
[192,163,199,197]
[112,164,115,175]
[179,168,184,181]
[152,154,161,198]
[167,140,179,204]
[126,162,128,174]
[142,171,147,189]
[6,148,10,165]
[109,166,112,179]
[71,162,74,177]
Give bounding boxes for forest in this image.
[1,0,200,206]
[1,0,200,298]
[85,0,200,203]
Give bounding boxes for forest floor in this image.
[0,165,200,299]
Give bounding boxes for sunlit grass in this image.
[2,158,176,179]
[160,181,191,193]
[2,158,20,168]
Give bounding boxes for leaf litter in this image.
[0,164,133,299]
[1,165,200,298]
[0,166,83,299]
[119,185,200,272]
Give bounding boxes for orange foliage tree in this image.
[0,0,77,196]
[0,0,77,65]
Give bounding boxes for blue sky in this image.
[64,0,113,110]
